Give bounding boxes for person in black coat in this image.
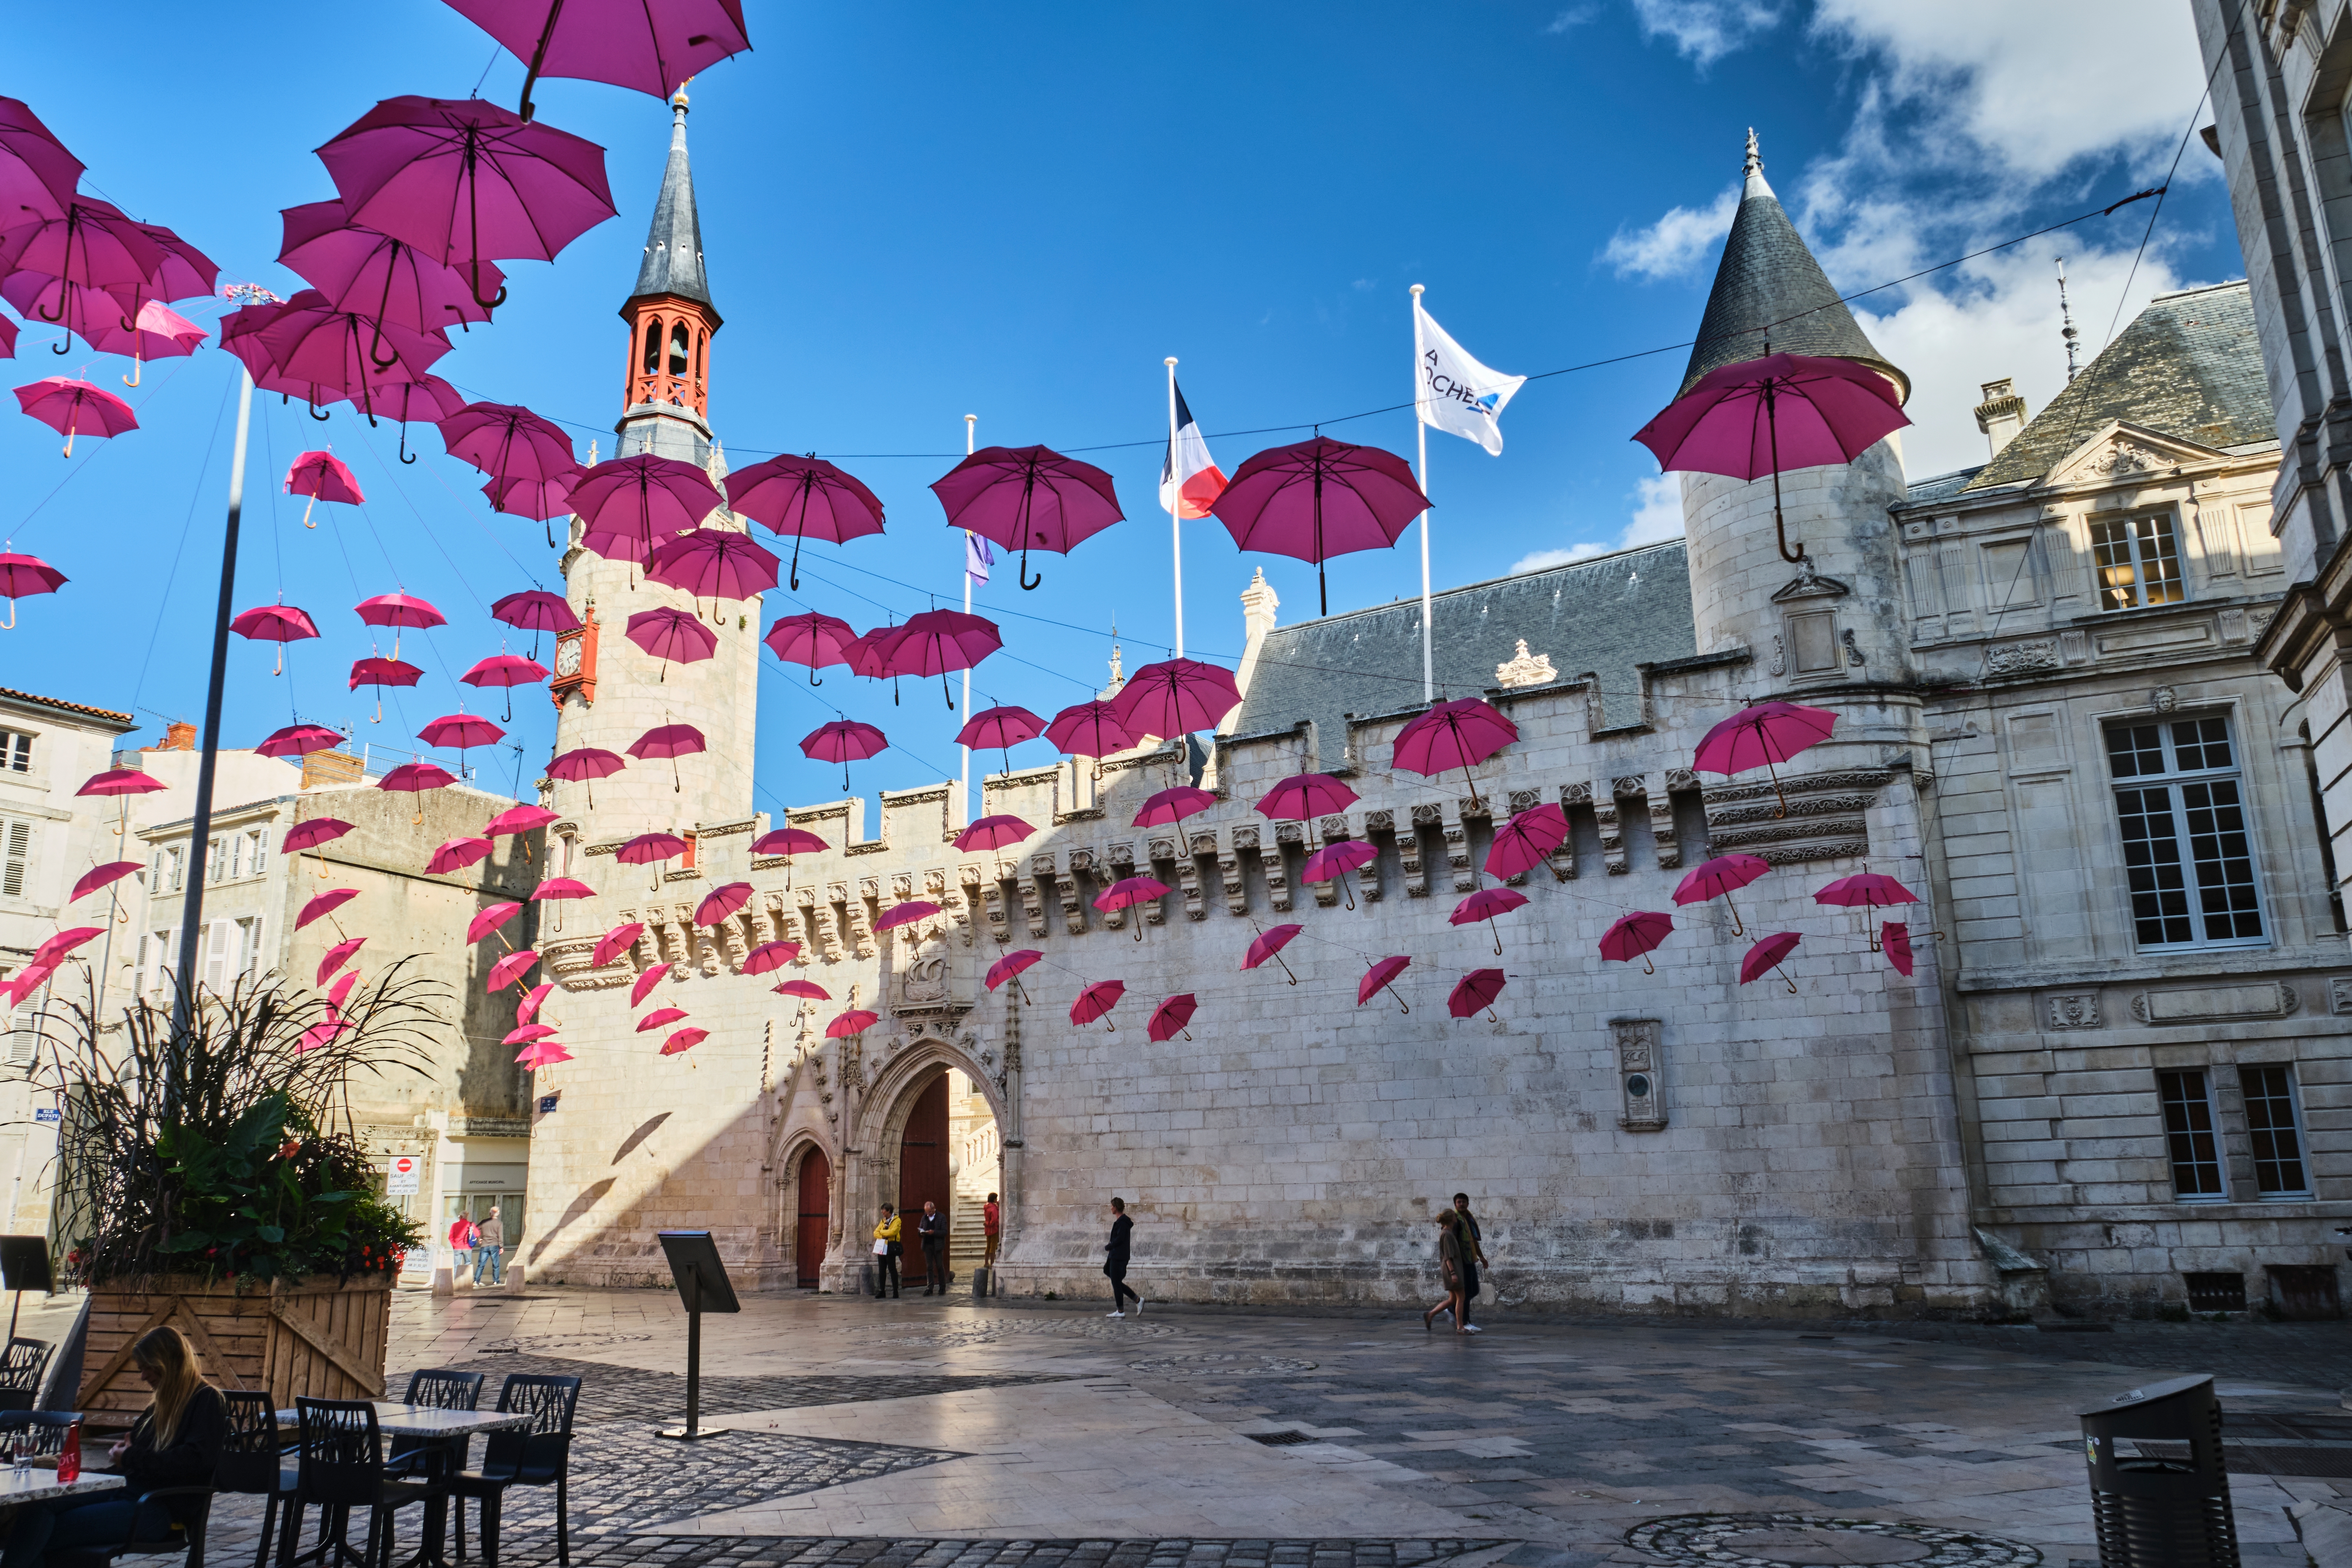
[1104,1197,1140,1317]
[916,1200,949,1295]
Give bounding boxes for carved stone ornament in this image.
[2086,439,2166,478]
[1494,639,1558,689]
[2150,685,2178,712]
[1986,639,2061,675]
[2332,976,2352,1016]
[2045,993,2101,1031]
[1611,1018,1666,1132]
[1769,634,1786,677]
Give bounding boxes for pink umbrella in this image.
[282,818,353,854]
[1740,931,1801,992]
[76,766,164,798]
[1115,658,1243,740]
[648,527,782,608]
[624,607,718,681]
[427,836,493,875]
[1357,955,1411,1013]
[1599,911,1675,975]
[517,982,553,1024]
[80,300,207,387]
[0,275,133,357]
[69,861,141,902]
[381,761,456,818]
[506,1024,560,1046]
[1257,773,1358,822]
[15,376,136,457]
[726,453,885,589]
[954,814,1034,853]
[1301,838,1376,910]
[1242,922,1302,985]
[277,199,504,340]
[131,219,218,301]
[773,978,830,1001]
[1133,786,1217,829]
[256,723,343,759]
[0,97,86,219]
[548,745,626,808]
[874,609,1001,709]
[0,552,65,629]
[516,1040,573,1067]
[252,291,456,420]
[1045,700,1134,769]
[442,0,751,121]
[749,826,825,889]
[1485,803,1569,883]
[0,199,162,334]
[486,949,539,991]
[839,624,897,684]
[531,876,595,902]
[825,1009,880,1040]
[489,589,580,657]
[327,971,360,1012]
[984,949,1042,1002]
[230,603,320,676]
[617,831,688,869]
[631,963,672,1006]
[659,1026,708,1059]
[1210,435,1428,615]
[315,95,618,311]
[298,888,360,931]
[319,937,368,988]
[1815,870,1919,951]
[29,927,100,969]
[764,611,859,686]
[1449,968,1507,1023]
[485,802,559,840]
[636,1006,689,1032]
[438,400,575,487]
[1,962,55,1009]
[1883,922,1914,977]
[695,881,752,926]
[488,472,580,526]
[468,902,523,945]
[1094,876,1170,941]
[875,899,940,934]
[460,653,549,721]
[1070,980,1125,1031]
[1393,698,1517,812]
[573,453,724,564]
[418,712,504,760]
[349,655,423,721]
[1146,993,1197,1043]
[1693,701,1838,816]
[931,444,1124,591]
[593,921,645,967]
[800,720,886,791]
[357,591,447,660]
[1634,351,1909,566]
[1672,852,1772,937]
[744,940,800,975]
[1451,886,1529,955]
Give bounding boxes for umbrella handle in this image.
[48,338,65,356]
[302,493,319,530]
[1488,921,1502,958]
[1641,953,1655,975]
[122,354,141,388]
[310,401,331,423]
[1103,1015,1115,1032]
[943,672,955,710]
[1764,386,1806,564]
[0,600,11,632]
[1726,896,1744,939]
[1341,875,1356,913]
[1277,955,1297,987]
[1389,985,1409,1015]
[809,669,822,687]
[400,425,417,465]
[1019,549,1041,591]
[1484,1006,1499,1024]
[1781,968,1797,995]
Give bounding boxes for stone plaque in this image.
[1611,1018,1666,1132]
[1788,611,1839,674]
[2128,982,2300,1024]
[2045,993,2100,1030]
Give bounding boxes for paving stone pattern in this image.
[443,1538,1513,1568]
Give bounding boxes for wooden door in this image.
[795,1148,830,1289]
[897,1075,950,1285]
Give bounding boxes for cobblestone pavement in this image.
[173,1288,2352,1568]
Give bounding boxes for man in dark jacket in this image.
[916,1200,949,1295]
[1104,1197,1139,1317]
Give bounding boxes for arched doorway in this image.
[898,1076,950,1288]
[891,1065,1002,1289]
[795,1147,830,1289]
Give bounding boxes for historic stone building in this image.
[514,116,2348,1318]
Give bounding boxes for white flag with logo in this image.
[1415,300,1525,456]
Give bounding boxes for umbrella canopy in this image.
[726,453,885,588]
[438,400,575,483]
[349,655,423,694]
[636,1006,689,1032]
[68,861,142,902]
[627,723,706,792]
[1883,922,1914,976]
[616,831,688,865]
[485,803,560,838]
[284,450,365,529]
[326,971,360,1012]
[1094,876,1169,921]
[314,95,618,308]
[773,978,830,1000]
[515,1040,573,1067]
[1070,980,1125,1028]
[744,940,800,975]
[799,720,885,790]
[1393,698,1517,810]
[624,607,718,678]
[1739,930,1802,989]
[0,198,164,327]
[1813,871,1919,909]
[1357,955,1411,1011]
[630,962,672,1006]
[282,818,353,853]
[487,949,539,991]
[659,1027,709,1058]
[1115,658,1242,740]
[298,888,360,930]
[253,290,456,412]
[506,1024,560,1046]
[750,826,827,856]
[490,588,580,636]
[442,0,751,120]
[592,921,645,967]
[418,711,503,753]
[957,703,1046,770]
[490,467,582,532]
[1045,700,1134,761]
[256,723,344,759]
[694,881,753,926]
[29,927,101,968]
[86,300,207,373]
[874,609,1001,706]
[1300,840,1376,911]
[1599,911,1675,973]
[648,527,782,603]
[14,377,136,457]
[954,814,1034,853]
[1448,968,1507,1021]
[1485,803,1569,882]
[460,655,549,720]
[874,899,940,933]
[530,876,595,901]
[468,902,523,944]
[1451,886,1530,954]
[1133,786,1217,828]
[1672,851,1773,937]
[378,761,456,793]
[231,603,320,653]
[277,199,504,337]
[319,937,368,988]
[1257,773,1358,822]
[548,745,626,807]
[1241,923,1302,980]
[1694,701,1838,774]
[75,766,165,797]
[984,949,1043,993]
[1210,435,1428,614]
[427,836,493,874]
[0,551,66,628]
[930,444,1124,590]
[573,453,724,563]
[0,97,85,219]
[764,611,859,684]
[516,980,554,1023]
[825,1009,880,1039]
[1146,993,1197,1043]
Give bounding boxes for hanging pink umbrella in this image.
[460,653,549,721]
[726,453,885,589]
[531,876,595,902]
[356,592,447,662]
[0,199,164,335]
[327,970,361,1012]
[764,611,859,686]
[0,275,132,357]
[257,723,344,759]
[282,818,353,854]
[438,400,575,486]
[516,980,554,1023]
[1694,701,1839,816]
[1449,968,1507,1022]
[661,1026,711,1058]
[379,763,456,823]
[427,836,493,875]
[875,899,940,934]
[1045,700,1134,766]
[744,940,800,975]
[1146,993,1197,1043]
[78,300,208,387]
[1242,923,1302,984]
[0,552,65,629]
[487,473,580,527]
[1133,786,1217,829]
[129,219,217,301]
[69,861,141,902]
[349,655,424,721]
[800,719,886,790]
[1094,876,1170,942]
[469,902,524,944]
[930,444,1124,591]
[1393,698,1517,812]
[631,962,673,1006]
[825,1008,879,1039]
[648,527,782,606]
[573,453,724,563]
[1816,870,1919,951]
[229,603,320,676]
[548,745,626,807]
[1070,979,1125,1030]
[695,881,753,925]
[0,97,86,220]
[516,1040,573,1067]
[617,830,687,889]
[1883,922,1914,977]
[76,766,164,798]
[954,814,1034,853]
[984,948,1042,1001]
[252,290,456,418]
[1599,911,1675,975]
[1115,658,1243,740]
[1740,930,1802,992]
[15,376,136,457]
[636,1006,690,1032]
[1451,886,1529,956]
[873,609,1001,709]
[1672,852,1772,937]
[28,927,101,969]
[485,802,559,841]
[283,450,367,531]
[440,0,751,121]
[960,704,1046,773]
[506,1024,560,1046]
[418,711,504,760]
[627,721,706,792]
[1357,955,1411,1012]
[593,920,645,967]
[299,888,360,931]
[749,824,826,889]
[318,937,368,988]
[773,978,830,1003]
[1257,773,1358,822]
[487,948,540,991]
[490,589,581,657]
[1301,838,1376,911]
[277,199,504,339]
[624,607,718,680]
[315,95,618,310]
[1210,435,1428,615]
[1485,803,1569,882]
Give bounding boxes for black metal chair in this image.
[45,1483,215,1568]
[283,1398,427,1568]
[450,1375,580,1568]
[0,1335,54,1412]
[214,1390,297,1568]
[0,1407,81,1456]
[384,1370,483,1480]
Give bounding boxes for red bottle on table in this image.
[56,1422,79,1482]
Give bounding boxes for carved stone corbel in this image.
[1219,829,1247,916]
[1403,804,1441,897]
[1593,784,1629,875]
[1360,811,1392,901]
[1021,858,1049,937]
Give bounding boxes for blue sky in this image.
[3,0,2231,816]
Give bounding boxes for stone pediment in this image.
[2042,420,2229,492]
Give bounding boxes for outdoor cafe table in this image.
[276,1403,533,1568]
[0,1469,123,1506]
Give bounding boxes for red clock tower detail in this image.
[550,608,599,707]
[621,88,721,416]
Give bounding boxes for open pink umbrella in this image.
[349,655,423,721]
[593,921,645,967]
[800,720,885,790]
[1694,701,1838,816]
[482,466,573,530]
[427,836,493,875]
[1449,968,1506,1022]
[636,1006,689,1032]
[1070,980,1125,1031]
[0,552,65,629]
[516,982,555,1024]
[1358,955,1411,1012]
[319,937,368,988]
[0,199,162,332]
[78,300,208,387]
[486,802,559,840]
[631,962,672,1006]
[1739,930,1801,992]
[69,861,141,902]
[461,653,549,721]
[327,971,361,1012]
[727,453,885,588]
[490,588,580,657]
[230,603,320,676]
[1393,698,1517,812]
[15,376,136,457]
[257,723,344,759]
[750,826,825,887]
[29,927,101,969]
[1672,853,1772,937]
[1115,658,1243,740]
[1451,886,1528,956]
[442,0,751,121]
[1133,786,1216,829]
[648,527,781,607]
[379,761,456,821]
[573,453,724,564]
[283,818,353,854]
[1147,994,1197,1043]
[299,888,360,931]
[487,948,539,991]
[954,814,1034,853]
[438,400,574,487]
[0,97,86,220]
[1633,351,1909,566]
[1599,911,1675,975]
[617,831,687,890]
[931,444,1124,591]
[695,881,752,926]
[1094,876,1169,941]
[1815,870,1919,951]
[1883,922,1914,977]
[252,290,456,421]
[1242,922,1302,984]
[516,1040,573,1067]
[418,711,504,763]
[547,745,626,808]
[469,902,523,945]
[1257,773,1358,822]
[984,948,1041,1002]
[744,940,800,975]
[1045,700,1134,769]
[874,899,940,934]
[660,1026,710,1058]
[1210,435,1428,614]
[531,876,595,902]
[625,607,718,680]
[627,721,706,792]
[825,1008,879,1039]
[874,609,1000,709]
[282,450,366,530]
[356,594,447,663]
[764,611,859,686]
[76,766,164,798]
[315,95,618,311]
[1302,838,1377,910]
[1486,803,1569,883]
[278,199,504,341]
[506,1024,560,1046]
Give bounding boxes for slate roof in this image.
[628,98,714,314]
[1680,135,1908,401]
[1229,540,1699,752]
[1962,281,2271,492]
[1905,466,1985,505]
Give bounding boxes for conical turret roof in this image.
[627,89,717,319]
[1677,131,1905,401]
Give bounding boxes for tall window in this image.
[164,844,184,891]
[1,819,28,899]
[2092,510,2187,611]
[2158,1069,2227,1200]
[235,916,261,979]
[2106,717,2266,950]
[0,730,31,772]
[2240,1065,2312,1198]
[206,836,225,884]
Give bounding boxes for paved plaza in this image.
[170,1288,2352,1568]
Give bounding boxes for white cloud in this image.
[1631,0,1780,65]
[1602,186,1740,279]
[1512,475,1686,573]
[1544,4,1598,33]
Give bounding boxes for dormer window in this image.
[2090,509,2185,611]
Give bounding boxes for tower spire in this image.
[619,85,721,420]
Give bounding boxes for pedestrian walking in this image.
[472,1206,505,1285]
[1453,1193,1488,1334]
[917,1199,949,1294]
[447,1210,475,1277]
[982,1191,1001,1269]
[871,1204,903,1298]
[1422,1206,1467,1335]
[1104,1196,1140,1317]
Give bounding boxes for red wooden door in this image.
[795,1148,830,1289]
[898,1075,951,1285]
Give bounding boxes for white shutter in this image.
[202,921,230,991]
[236,917,260,977]
[1,819,29,899]
[4,978,42,1069]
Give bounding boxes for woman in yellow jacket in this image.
[871,1204,903,1299]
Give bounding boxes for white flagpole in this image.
[1411,285,1433,704]
[1166,357,1184,659]
[960,412,977,825]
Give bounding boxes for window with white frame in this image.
[2105,716,2266,950]
[235,916,260,979]
[2240,1064,2312,1198]
[206,837,225,884]
[3,970,46,1069]
[2090,509,2187,611]
[0,730,31,773]
[161,844,184,892]
[200,920,234,993]
[135,929,175,1000]
[2157,1069,2228,1200]
[1,818,29,899]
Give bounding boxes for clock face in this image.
[555,637,584,677]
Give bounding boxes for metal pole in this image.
[684,1302,701,1437]
[1410,285,1433,703]
[959,414,976,826]
[1166,357,1184,658]
[170,364,255,1051]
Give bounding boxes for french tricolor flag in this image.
[1159,380,1228,519]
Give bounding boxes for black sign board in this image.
[0,1237,51,1344]
[655,1231,738,1440]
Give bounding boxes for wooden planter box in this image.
[78,1274,391,1424]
